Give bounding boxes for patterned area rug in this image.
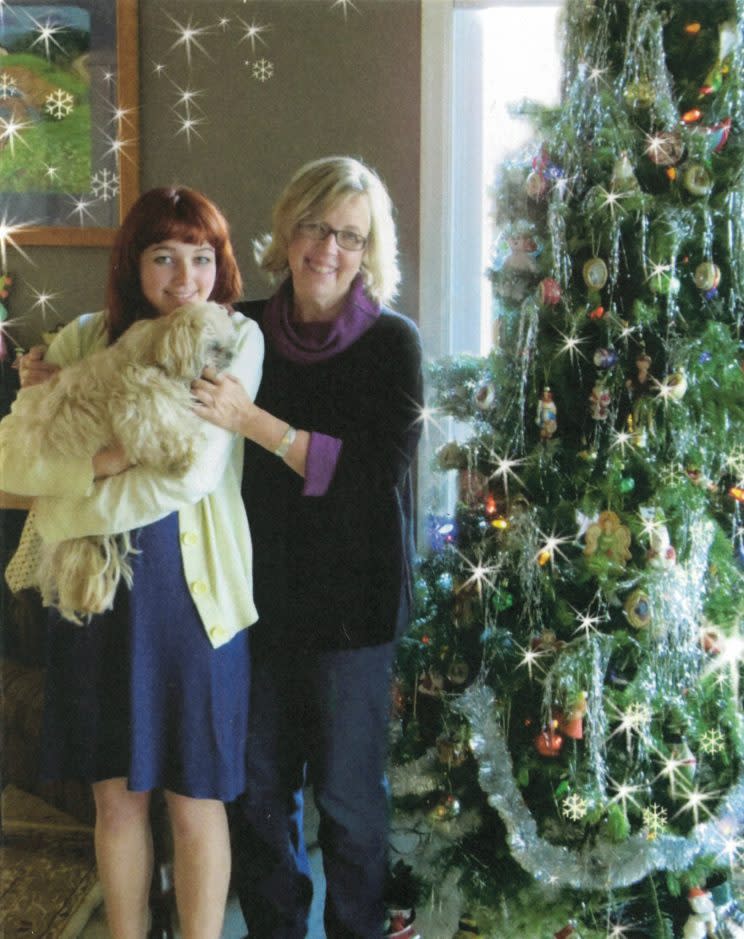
[1,785,102,938]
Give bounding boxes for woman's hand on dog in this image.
[93,444,134,479]
[16,345,60,387]
[192,368,259,436]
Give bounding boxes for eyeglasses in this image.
[295,221,368,252]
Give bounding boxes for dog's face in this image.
[147,301,238,379]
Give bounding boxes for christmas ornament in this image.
[624,79,654,108]
[436,733,468,768]
[648,268,681,295]
[536,386,557,440]
[560,691,588,739]
[452,914,480,938]
[681,162,713,196]
[681,108,702,124]
[554,926,576,939]
[683,21,701,35]
[538,277,561,306]
[589,382,611,420]
[525,170,548,200]
[588,304,604,319]
[647,524,677,571]
[534,727,564,758]
[611,151,639,191]
[592,347,618,369]
[473,381,496,410]
[582,256,608,290]
[666,368,688,400]
[584,510,632,565]
[729,486,744,504]
[693,261,721,292]
[385,908,420,939]
[646,131,684,165]
[709,879,744,936]
[624,588,651,629]
[702,117,732,153]
[429,793,461,821]
[447,657,470,687]
[683,887,717,939]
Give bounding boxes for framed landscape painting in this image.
[0,0,139,246]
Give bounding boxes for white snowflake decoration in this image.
[700,728,726,756]
[641,803,668,838]
[45,89,74,120]
[562,793,588,821]
[252,59,274,82]
[0,72,18,97]
[91,169,119,201]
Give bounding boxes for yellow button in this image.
[191,580,208,596]
[181,531,199,546]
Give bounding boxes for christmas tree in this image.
[390,1,744,936]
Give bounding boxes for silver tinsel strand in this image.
[456,682,744,891]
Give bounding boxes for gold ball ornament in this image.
[666,368,688,400]
[582,257,608,290]
[681,162,713,196]
[646,131,684,166]
[525,170,548,200]
[693,261,721,291]
[625,588,651,629]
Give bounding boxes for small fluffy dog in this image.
[8,300,237,623]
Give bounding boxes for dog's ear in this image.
[152,306,207,378]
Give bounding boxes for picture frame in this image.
[1,0,139,247]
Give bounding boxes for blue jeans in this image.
[231,634,397,939]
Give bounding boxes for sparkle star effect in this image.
[608,701,652,751]
[330,0,360,19]
[710,816,744,868]
[28,286,61,322]
[0,114,32,155]
[702,624,744,701]
[534,529,572,570]
[554,327,588,365]
[570,597,606,638]
[514,642,548,681]
[487,452,525,498]
[608,777,643,814]
[67,196,98,226]
[609,427,636,456]
[238,18,270,51]
[592,185,629,219]
[0,214,35,268]
[413,402,446,441]
[672,784,720,827]
[652,744,694,801]
[166,13,213,65]
[453,547,501,598]
[26,14,68,60]
[174,115,206,146]
[101,131,136,165]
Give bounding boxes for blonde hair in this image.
[255,156,400,305]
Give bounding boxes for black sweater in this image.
[235,299,423,650]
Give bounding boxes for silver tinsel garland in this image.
[456,683,744,891]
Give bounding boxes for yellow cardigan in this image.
[0,311,264,648]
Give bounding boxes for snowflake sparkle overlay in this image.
[251,59,274,82]
[45,89,74,120]
[642,803,668,839]
[0,71,18,97]
[91,169,120,202]
[700,728,726,757]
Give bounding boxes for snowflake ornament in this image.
[562,793,588,821]
[45,89,74,120]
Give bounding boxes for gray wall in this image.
[6,0,421,349]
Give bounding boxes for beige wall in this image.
[6,0,421,349]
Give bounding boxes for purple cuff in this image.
[302,432,343,497]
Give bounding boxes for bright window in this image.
[420,1,563,359]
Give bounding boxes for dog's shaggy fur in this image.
[9,301,238,623]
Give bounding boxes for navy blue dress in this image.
[40,513,251,801]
